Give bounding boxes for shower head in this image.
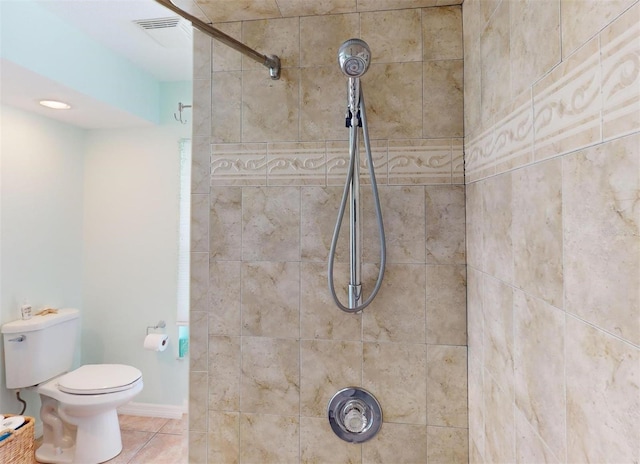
[338,39,371,78]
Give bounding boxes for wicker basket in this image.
[0,415,36,464]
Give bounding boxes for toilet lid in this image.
[58,364,142,395]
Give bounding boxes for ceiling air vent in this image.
[134,16,192,48]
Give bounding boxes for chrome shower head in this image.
[338,39,371,78]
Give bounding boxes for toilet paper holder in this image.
[146,320,166,335]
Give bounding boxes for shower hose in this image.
[328,87,386,313]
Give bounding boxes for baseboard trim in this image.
[117,401,186,419]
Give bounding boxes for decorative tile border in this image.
[327,140,389,186]
[267,142,326,185]
[388,139,452,184]
[211,143,267,186]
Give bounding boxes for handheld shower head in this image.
[338,39,371,78]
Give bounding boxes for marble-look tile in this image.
[191,137,210,194]
[452,139,464,183]
[469,437,483,464]
[239,414,299,464]
[208,412,239,464]
[189,371,208,433]
[189,311,208,371]
[240,337,300,415]
[190,252,209,312]
[300,187,349,262]
[427,426,469,464]
[193,29,211,79]
[362,422,428,464]
[467,350,484,461]
[119,415,169,433]
[466,267,483,355]
[277,0,356,17]
[480,0,500,22]
[300,416,362,464]
[192,79,211,138]
[480,0,510,121]
[241,261,300,338]
[357,0,437,12]
[197,0,280,22]
[482,274,514,397]
[191,194,209,252]
[515,408,561,464]
[601,3,640,140]
[267,142,326,185]
[211,143,267,186]
[423,6,463,61]
[388,139,452,185]
[426,265,466,345]
[362,186,426,264]
[242,17,300,70]
[512,158,563,308]
[208,335,240,411]
[159,415,187,435]
[427,345,468,428]
[209,261,241,335]
[465,181,483,270]
[492,89,534,175]
[300,262,363,341]
[210,187,242,260]
[565,315,640,464]
[300,66,347,142]
[426,185,465,264]
[563,134,640,345]
[513,290,566,459]
[242,186,300,262]
[211,71,242,143]
[242,68,300,143]
[533,37,601,161]
[189,432,207,464]
[300,340,362,417]
[484,374,515,464]
[464,124,496,182]
[463,0,483,137]
[363,342,427,425]
[212,22,241,72]
[363,264,426,343]
[363,62,423,139]
[128,433,187,464]
[361,9,422,63]
[300,13,360,67]
[482,172,513,283]
[560,0,636,59]
[424,60,464,138]
[327,139,388,186]
[509,0,560,99]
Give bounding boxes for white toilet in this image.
[2,308,143,464]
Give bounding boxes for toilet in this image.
[1,308,143,464]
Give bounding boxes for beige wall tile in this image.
[467,350,484,462]
[277,0,356,17]
[361,422,428,463]
[208,335,240,411]
[190,252,209,312]
[189,371,208,432]
[427,345,468,428]
[479,0,500,23]
[239,414,299,463]
[363,342,427,425]
[466,268,483,355]
[191,137,210,194]
[361,9,422,63]
[300,340,362,417]
[465,182,483,270]
[484,374,515,464]
[212,22,241,72]
[300,13,360,68]
[357,0,437,12]
[464,126,496,182]
[463,0,483,136]
[242,186,300,261]
[388,139,452,185]
[209,265,241,333]
[423,6,463,61]
[426,425,469,464]
[363,264,426,343]
[301,187,349,263]
[191,194,210,252]
[190,312,209,371]
[300,416,362,463]
[241,261,300,338]
[601,3,640,141]
[212,71,241,143]
[267,142,326,185]
[426,265,466,345]
[565,316,640,463]
[240,337,300,415]
[193,79,212,138]
[189,431,207,464]
[242,17,300,70]
[424,60,464,138]
[193,29,211,79]
[512,158,563,308]
[300,262,363,341]
[300,66,349,142]
[513,290,566,459]
[560,0,636,59]
[208,412,239,464]
[198,0,280,22]
[509,0,560,99]
[480,0,510,121]
[482,172,513,283]
[426,185,466,264]
[210,187,242,260]
[515,409,561,464]
[563,134,640,345]
[242,68,300,143]
[211,144,267,186]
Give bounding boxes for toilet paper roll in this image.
[144,333,169,352]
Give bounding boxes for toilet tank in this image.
[2,308,79,389]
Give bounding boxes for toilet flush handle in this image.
[8,335,26,342]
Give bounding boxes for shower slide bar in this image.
[153,0,281,79]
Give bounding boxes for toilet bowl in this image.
[36,364,143,464]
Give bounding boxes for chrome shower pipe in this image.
[153,0,281,79]
[348,105,362,308]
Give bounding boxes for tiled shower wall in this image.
[188,5,468,463]
[464,0,639,462]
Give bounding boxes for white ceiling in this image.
[1,0,192,129]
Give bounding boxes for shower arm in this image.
[153,0,281,79]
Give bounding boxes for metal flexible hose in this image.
[328,88,386,313]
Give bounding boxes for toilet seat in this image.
[58,364,142,395]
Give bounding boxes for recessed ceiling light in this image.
[39,100,72,110]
